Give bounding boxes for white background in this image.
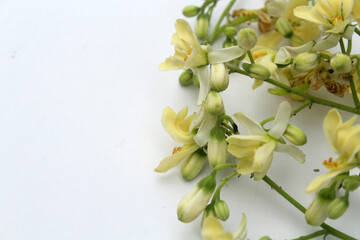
[0,0,359,239]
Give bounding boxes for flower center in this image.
[323,156,345,170]
[330,15,343,26]
[184,49,192,62]
[172,146,182,154]
[252,49,267,60]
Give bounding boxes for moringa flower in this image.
[201,214,247,240]
[160,19,244,105]
[155,106,199,173]
[227,101,305,180]
[294,0,355,34]
[306,109,360,193]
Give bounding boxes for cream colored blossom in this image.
[294,0,355,34]
[201,215,247,240]
[306,109,360,193]
[155,106,199,173]
[227,101,305,180]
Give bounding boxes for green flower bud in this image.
[275,17,293,38]
[327,197,349,219]
[214,200,230,221]
[293,52,319,73]
[274,47,291,66]
[330,53,352,73]
[195,14,210,40]
[205,91,225,115]
[208,126,228,168]
[210,63,229,92]
[237,28,257,51]
[223,38,235,48]
[318,187,336,201]
[181,149,207,180]
[179,69,193,86]
[305,194,332,226]
[182,5,201,17]
[242,63,270,80]
[193,74,200,88]
[224,26,237,38]
[259,237,272,240]
[283,124,307,146]
[342,178,360,192]
[177,173,216,223]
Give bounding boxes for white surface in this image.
[0,0,359,239]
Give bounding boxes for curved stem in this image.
[340,38,346,54]
[262,175,357,240]
[207,0,236,44]
[292,230,327,240]
[347,72,360,110]
[227,65,360,114]
[212,171,238,202]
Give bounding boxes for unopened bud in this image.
[305,194,332,226]
[318,187,336,201]
[259,237,272,240]
[330,53,352,73]
[210,63,229,92]
[283,124,307,146]
[177,173,216,223]
[224,26,237,38]
[179,69,193,86]
[342,178,360,192]
[208,126,228,168]
[274,47,291,66]
[214,200,230,221]
[201,204,215,227]
[182,5,201,17]
[181,149,207,180]
[237,28,257,51]
[223,38,236,48]
[195,14,210,40]
[205,91,225,115]
[193,74,200,88]
[293,52,318,72]
[242,63,270,80]
[275,17,293,38]
[327,197,349,219]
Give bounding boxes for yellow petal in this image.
[294,6,332,28]
[342,0,355,19]
[323,109,342,155]
[175,19,205,57]
[213,232,233,240]
[201,215,225,240]
[256,31,283,50]
[237,158,254,175]
[284,0,308,19]
[253,141,276,172]
[154,144,199,173]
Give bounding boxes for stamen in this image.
[337,15,342,20]
[172,146,182,154]
[331,17,335,22]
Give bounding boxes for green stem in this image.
[340,38,346,54]
[346,39,352,55]
[355,28,360,36]
[292,230,327,240]
[319,53,331,60]
[213,163,237,171]
[211,171,238,202]
[207,0,236,44]
[260,100,312,127]
[290,36,305,45]
[347,72,360,110]
[228,65,360,114]
[247,50,255,64]
[262,175,357,240]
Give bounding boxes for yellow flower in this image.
[353,0,360,23]
[155,106,199,173]
[201,215,247,240]
[306,109,360,193]
[258,0,320,49]
[294,0,355,34]
[227,101,305,180]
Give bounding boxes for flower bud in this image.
[214,200,230,221]
[193,74,200,88]
[224,26,237,38]
[205,91,225,115]
[242,63,270,80]
[182,5,201,17]
[208,126,228,168]
[195,14,210,40]
[283,124,307,146]
[237,28,257,51]
[181,149,207,180]
[210,63,229,92]
[179,69,193,86]
[305,194,332,226]
[275,17,293,38]
[223,38,235,48]
[342,178,360,192]
[259,237,272,240]
[330,53,352,73]
[327,197,349,219]
[293,53,318,72]
[274,47,291,66]
[177,173,217,223]
[201,204,215,227]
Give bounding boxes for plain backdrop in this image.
[0,0,359,239]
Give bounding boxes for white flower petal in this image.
[194,112,217,146]
[253,141,276,172]
[174,19,204,56]
[233,214,247,240]
[208,46,244,64]
[269,101,291,139]
[227,135,268,146]
[323,109,342,155]
[275,143,305,163]
[313,33,341,51]
[201,215,225,240]
[294,6,332,27]
[234,112,266,135]
[253,154,273,180]
[193,66,210,106]
[281,41,314,58]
